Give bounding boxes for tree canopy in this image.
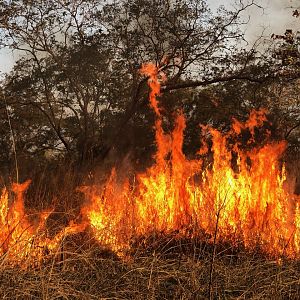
[0,0,299,177]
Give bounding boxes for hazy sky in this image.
[211,0,300,39]
[0,0,299,75]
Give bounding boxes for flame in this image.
[0,180,83,266]
[0,63,299,266]
[81,63,300,258]
[0,180,45,264]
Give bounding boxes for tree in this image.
[0,0,282,170]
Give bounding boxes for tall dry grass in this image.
[0,159,299,299]
[0,234,300,299]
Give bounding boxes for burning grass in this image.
[0,63,300,298]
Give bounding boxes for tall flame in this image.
[0,63,299,266]
[81,63,300,258]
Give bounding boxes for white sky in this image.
[0,0,299,75]
[211,0,300,39]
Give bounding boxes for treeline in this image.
[0,0,299,180]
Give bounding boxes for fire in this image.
[81,63,300,258]
[0,63,299,266]
[0,180,46,264]
[0,180,83,266]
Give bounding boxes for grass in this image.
[0,233,299,299]
[0,161,299,299]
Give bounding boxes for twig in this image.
[4,98,19,183]
[208,190,229,300]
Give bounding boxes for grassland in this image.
[0,233,299,300]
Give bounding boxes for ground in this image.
[0,234,299,300]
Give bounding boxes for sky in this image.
[0,0,299,75]
[210,0,300,40]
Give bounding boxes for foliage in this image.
[0,0,299,174]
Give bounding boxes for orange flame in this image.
[81,63,300,258]
[0,180,84,266]
[1,63,299,266]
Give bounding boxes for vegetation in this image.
[1,238,300,299]
[0,0,298,174]
[0,0,299,299]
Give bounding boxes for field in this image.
[0,65,300,300]
[0,233,300,300]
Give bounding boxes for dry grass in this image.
[0,234,299,300]
[1,162,299,300]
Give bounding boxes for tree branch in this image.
[162,74,266,92]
